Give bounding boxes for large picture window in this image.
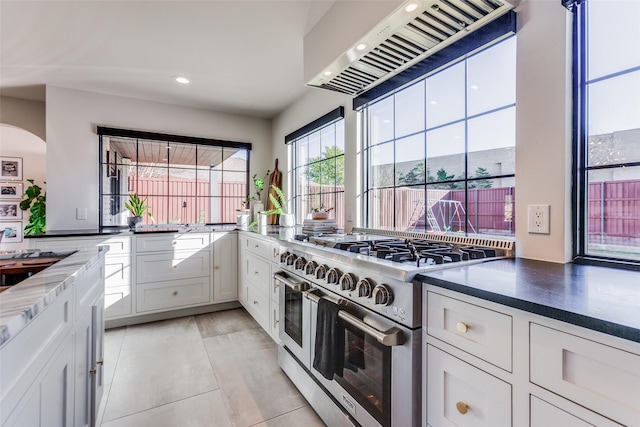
[288,109,345,228]
[573,0,640,263]
[361,36,516,236]
[98,127,251,227]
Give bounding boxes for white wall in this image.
[0,124,47,250]
[0,96,46,142]
[274,2,574,263]
[45,86,272,230]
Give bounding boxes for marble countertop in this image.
[417,258,640,343]
[0,246,109,349]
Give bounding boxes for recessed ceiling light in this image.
[405,3,418,13]
[323,70,332,76]
[356,43,368,51]
[175,76,190,84]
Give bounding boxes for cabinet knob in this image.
[456,401,469,415]
[89,367,97,374]
[214,266,219,270]
[456,322,469,334]
[254,270,259,275]
[172,241,177,245]
[97,359,104,366]
[173,265,177,269]
[173,291,178,296]
[253,300,258,305]
[255,244,259,249]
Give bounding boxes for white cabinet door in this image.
[74,308,93,427]
[91,296,105,427]
[426,345,511,427]
[212,233,238,302]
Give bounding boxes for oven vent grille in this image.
[307,0,516,96]
[352,227,515,256]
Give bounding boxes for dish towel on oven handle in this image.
[313,298,345,380]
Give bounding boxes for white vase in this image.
[257,212,268,228]
[279,213,295,227]
[236,210,250,227]
[252,202,264,222]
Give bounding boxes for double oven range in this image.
[274,228,514,427]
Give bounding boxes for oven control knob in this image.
[285,253,297,266]
[294,257,307,270]
[339,273,358,291]
[304,260,318,276]
[326,268,342,284]
[315,265,329,280]
[356,278,375,298]
[280,252,290,264]
[372,285,394,306]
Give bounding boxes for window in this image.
[360,36,516,236]
[573,0,640,264]
[98,127,251,227]
[287,108,345,228]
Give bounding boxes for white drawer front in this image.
[530,323,640,426]
[245,235,271,260]
[426,345,511,427]
[100,236,132,255]
[530,395,622,427]
[246,284,269,330]
[136,277,211,312]
[32,236,131,255]
[105,285,132,319]
[246,253,271,289]
[135,233,210,253]
[136,251,210,283]
[427,291,512,371]
[104,255,131,288]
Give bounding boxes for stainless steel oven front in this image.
[306,287,421,427]
[274,271,312,369]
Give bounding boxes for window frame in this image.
[97,127,252,228]
[358,36,517,236]
[571,1,640,270]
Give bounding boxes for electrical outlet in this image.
[528,204,550,234]
[76,207,87,220]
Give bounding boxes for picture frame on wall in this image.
[0,157,23,181]
[0,182,23,200]
[1,222,23,243]
[0,202,22,220]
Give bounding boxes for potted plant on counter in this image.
[125,193,151,230]
[263,185,294,227]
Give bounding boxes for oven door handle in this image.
[273,272,305,292]
[305,289,404,347]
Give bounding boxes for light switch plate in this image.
[76,207,87,220]
[528,204,550,234]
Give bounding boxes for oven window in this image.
[284,286,303,347]
[336,323,391,427]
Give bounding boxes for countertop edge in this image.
[416,273,640,344]
[0,246,109,349]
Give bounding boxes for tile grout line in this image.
[97,326,127,427]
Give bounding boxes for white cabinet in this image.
[0,252,105,427]
[212,232,238,302]
[423,285,640,427]
[426,345,511,427]
[238,232,281,342]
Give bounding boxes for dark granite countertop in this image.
[25,225,238,238]
[417,258,640,343]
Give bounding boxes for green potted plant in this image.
[19,179,46,235]
[124,193,151,230]
[263,185,294,227]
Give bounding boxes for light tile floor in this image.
[97,308,326,427]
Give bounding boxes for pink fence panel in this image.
[588,179,640,240]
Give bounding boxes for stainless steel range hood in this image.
[307,0,518,96]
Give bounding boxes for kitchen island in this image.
[0,246,108,427]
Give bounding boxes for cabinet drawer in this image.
[245,235,272,260]
[426,291,512,371]
[136,277,211,312]
[136,251,210,283]
[426,345,511,427]
[104,255,131,288]
[246,253,271,289]
[32,236,131,255]
[105,285,132,319]
[246,284,269,330]
[530,395,622,427]
[135,233,210,253]
[530,323,640,426]
[98,237,131,255]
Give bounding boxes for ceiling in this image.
[0,0,340,119]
